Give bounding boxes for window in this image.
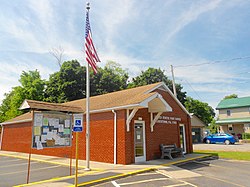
[227,110,231,116]
[244,124,250,128]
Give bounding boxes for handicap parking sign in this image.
[73,114,83,132]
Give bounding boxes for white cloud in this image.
[27,0,54,33]
[97,0,134,53]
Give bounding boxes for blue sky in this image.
[0,0,250,110]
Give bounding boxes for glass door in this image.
[179,124,186,153]
[134,121,146,163]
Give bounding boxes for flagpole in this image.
[85,2,91,171]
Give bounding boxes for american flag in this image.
[85,8,100,73]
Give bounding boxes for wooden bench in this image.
[160,144,185,160]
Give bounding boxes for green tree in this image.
[44,60,86,103]
[91,61,128,96]
[224,94,238,99]
[185,96,215,125]
[0,70,45,122]
[44,60,129,102]
[208,119,219,134]
[128,67,187,104]
[0,92,17,122]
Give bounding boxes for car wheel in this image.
[225,140,230,145]
[206,139,210,144]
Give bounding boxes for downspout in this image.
[0,125,4,150]
[112,110,117,165]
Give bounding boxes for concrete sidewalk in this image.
[0,150,208,187]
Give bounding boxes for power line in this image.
[180,79,203,101]
[174,56,250,68]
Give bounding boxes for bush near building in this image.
[242,133,250,140]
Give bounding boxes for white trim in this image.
[0,125,4,150]
[179,124,186,154]
[134,120,146,163]
[1,119,32,125]
[145,82,190,116]
[19,99,30,110]
[112,110,117,165]
[140,93,159,107]
[150,112,163,132]
[126,108,139,132]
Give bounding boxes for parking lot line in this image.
[203,174,245,187]
[117,178,168,186]
[163,184,187,187]
[156,170,173,178]
[0,165,61,176]
[111,181,120,187]
[0,153,86,169]
[0,158,22,163]
[0,161,38,168]
[192,160,250,175]
[156,169,198,187]
[178,179,198,187]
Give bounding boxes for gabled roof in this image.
[1,112,33,125]
[1,82,189,125]
[63,82,168,112]
[19,99,83,113]
[216,96,250,110]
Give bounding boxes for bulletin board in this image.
[32,111,72,149]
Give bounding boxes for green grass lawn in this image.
[194,150,250,161]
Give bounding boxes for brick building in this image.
[0,82,192,164]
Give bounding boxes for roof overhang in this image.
[1,119,32,125]
[216,117,250,124]
[140,93,172,113]
[145,82,190,116]
[19,99,83,113]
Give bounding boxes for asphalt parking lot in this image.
[96,157,250,187]
[0,155,71,187]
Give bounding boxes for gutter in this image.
[112,110,117,165]
[0,125,4,150]
[0,119,32,125]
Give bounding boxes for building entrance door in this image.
[134,120,146,163]
[179,124,186,153]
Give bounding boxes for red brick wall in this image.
[1,88,192,165]
[125,89,192,163]
[2,122,72,157]
[1,110,128,164]
[156,89,193,153]
[87,110,126,164]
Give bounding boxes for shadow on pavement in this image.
[174,154,218,170]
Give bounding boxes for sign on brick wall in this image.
[32,112,72,150]
[157,116,181,125]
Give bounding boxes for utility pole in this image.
[171,65,177,97]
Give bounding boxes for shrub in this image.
[242,133,250,139]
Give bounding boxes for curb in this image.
[14,170,104,187]
[73,154,210,187]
